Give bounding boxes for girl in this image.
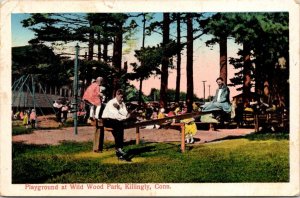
[181,117,197,144]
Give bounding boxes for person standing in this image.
[101,89,130,161]
[61,104,69,123]
[23,110,29,128]
[29,109,37,129]
[53,100,63,122]
[82,77,103,120]
[181,117,197,144]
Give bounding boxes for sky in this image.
[11,13,242,100]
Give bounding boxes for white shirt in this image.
[101,98,128,121]
[217,88,223,102]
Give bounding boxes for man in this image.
[101,89,130,161]
[202,77,231,118]
[82,77,103,120]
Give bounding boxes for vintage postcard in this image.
[0,0,299,196]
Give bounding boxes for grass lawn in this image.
[12,132,289,183]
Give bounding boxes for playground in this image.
[12,118,289,184]
[8,10,292,192]
[12,116,254,146]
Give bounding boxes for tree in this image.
[129,46,163,103]
[199,13,235,85]
[136,13,154,105]
[12,44,69,87]
[159,13,171,109]
[175,13,182,103]
[186,13,194,112]
[22,13,89,47]
[229,13,289,105]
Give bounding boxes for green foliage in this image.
[227,12,289,96]
[12,44,70,86]
[130,46,163,80]
[124,85,148,102]
[200,13,236,46]
[12,133,289,183]
[22,13,88,44]
[12,126,34,136]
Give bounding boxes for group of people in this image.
[81,77,130,161]
[53,98,70,124]
[13,108,37,129]
[80,76,233,161]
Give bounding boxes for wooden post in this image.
[136,127,140,145]
[208,123,215,131]
[93,120,104,152]
[93,127,100,152]
[180,123,185,153]
[254,114,259,132]
[99,127,104,152]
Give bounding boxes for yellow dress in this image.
[192,102,198,111]
[158,112,165,119]
[23,114,28,125]
[181,118,197,136]
[174,107,181,115]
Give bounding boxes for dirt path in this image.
[12,125,255,146]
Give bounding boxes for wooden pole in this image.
[254,114,259,132]
[93,127,101,152]
[180,123,185,153]
[73,43,79,135]
[136,127,140,145]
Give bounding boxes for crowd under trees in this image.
[12,12,289,112]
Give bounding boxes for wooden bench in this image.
[242,110,255,127]
[254,110,289,132]
[93,112,202,153]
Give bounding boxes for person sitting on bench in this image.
[201,77,232,122]
[101,89,130,161]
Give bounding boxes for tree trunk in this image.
[175,13,181,103]
[103,22,108,62]
[97,32,101,61]
[112,31,122,71]
[138,13,146,106]
[103,42,108,62]
[219,36,227,84]
[88,23,94,61]
[112,22,123,96]
[243,42,252,103]
[186,14,194,113]
[159,13,170,109]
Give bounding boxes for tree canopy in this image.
[14,12,289,107]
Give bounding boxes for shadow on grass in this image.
[209,130,289,143]
[12,142,49,158]
[124,142,184,160]
[125,145,156,160]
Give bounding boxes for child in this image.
[158,108,166,119]
[181,118,197,144]
[156,108,167,129]
[23,111,29,128]
[30,109,37,129]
